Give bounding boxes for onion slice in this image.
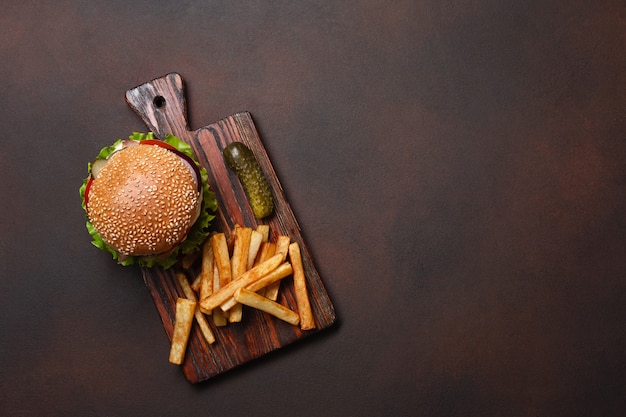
[90,158,108,178]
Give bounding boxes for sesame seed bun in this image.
[86,143,202,257]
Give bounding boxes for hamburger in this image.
[80,132,217,268]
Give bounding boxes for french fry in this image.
[210,262,228,326]
[263,281,280,302]
[161,223,322,369]
[175,273,216,344]
[200,253,283,312]
[234,288,300,326]
[213,310,228,326]
[256,224,270,243]
[169,298,197,365]
[229,227,252,323]
[289,242,316,330]
[211,233,231,289]
[194,309,216,344]
[247,229,264,270]
[265,235,291,301]
[199,241,214,307]
[231,227,252,279]
[228,305,244,323]
[254,242,276,267]
[191,239,213,293]
[275,235,291,262]
[254,242,276,297]
[190,273,203,293]
[220,262,293,311]
[175,272,195,300]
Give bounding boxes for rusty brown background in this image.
[1,1,624,416]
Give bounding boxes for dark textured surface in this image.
[1,1,624,416]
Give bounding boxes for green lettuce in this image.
[79,132,217,269]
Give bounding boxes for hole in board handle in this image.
[153,95,166,108]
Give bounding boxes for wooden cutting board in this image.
[125,73,336,383]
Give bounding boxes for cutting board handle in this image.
[125,72,190,140]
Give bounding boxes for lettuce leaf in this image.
[79,132,217,269]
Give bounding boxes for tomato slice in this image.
[139,139,178,152]
[84,176,94,208]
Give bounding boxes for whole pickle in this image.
[223,142,274,219]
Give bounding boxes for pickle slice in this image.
[223,142,274,219]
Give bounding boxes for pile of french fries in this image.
[168,224,315,365]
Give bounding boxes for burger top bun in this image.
[86,143,201,256]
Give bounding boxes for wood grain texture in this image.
[125,73,336,383]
